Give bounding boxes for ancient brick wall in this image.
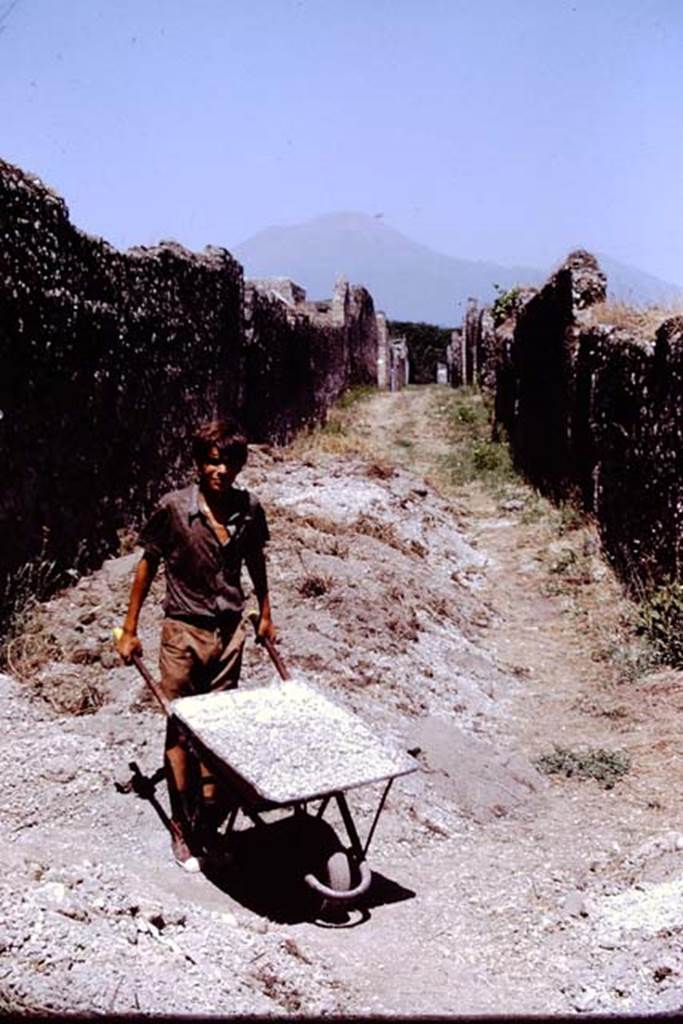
[473,249,683,590]
[241,283,351,442]
[574,318,683,586]
[0,160,380,623]
[344,283,380,386]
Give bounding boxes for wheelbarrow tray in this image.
[172,677,416,807]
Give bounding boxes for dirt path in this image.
[296,385,683,1015]
[3,385,683,1016]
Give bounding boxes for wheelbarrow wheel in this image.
[325,850,352,893]
[318,849,353,921]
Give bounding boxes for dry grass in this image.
[3,608,104,715]
[589,300,683,339]
[365,460,395,480]
[1,589,64,683]
[298,572,332,598]
[288,427,371,459]
[353,513,427,559]
[287,387,378,460]
[535,517,658,686]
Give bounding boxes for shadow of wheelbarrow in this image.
[202,811,416,926]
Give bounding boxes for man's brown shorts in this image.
[159,615,247,701]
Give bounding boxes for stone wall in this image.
[466,249,683,591]
[0,160,381,623]
[241,280,354,442]
[573,318,683,587]
[245,274,382,417]
[388,336,409,390]
[376,312,390,389]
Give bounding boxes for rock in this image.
[563,890,591,918]
[100,650,120,670]
[70,641,101,665]
[572,987,598,1013]
[500,499,525,512]
[36,881,68,904]
[24,860,46,882]
[162,908,187,928]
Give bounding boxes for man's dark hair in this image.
[192,418,248,470]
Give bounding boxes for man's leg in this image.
[164,719,196,832]
[159,619,212,870]
[197,617,247,848]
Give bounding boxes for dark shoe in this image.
[170,822,202,874]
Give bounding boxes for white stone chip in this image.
[172,676,417,804]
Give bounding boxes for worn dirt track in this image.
[3,385,683,1017]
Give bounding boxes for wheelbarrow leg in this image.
[224,805,240,836]
[335,792,365,864]
[362,778,394,859]
[316,796,332,820]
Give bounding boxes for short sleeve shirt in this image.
[139,483,269,619]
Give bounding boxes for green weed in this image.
[434,388,516,490]
[492,285,522,326]
[605,638,656,685]
[336,384,376,410]
[637,580,683,668]
[535,745,631,789]
[518,491,550,524]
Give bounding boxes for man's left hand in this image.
[257,614,276,645]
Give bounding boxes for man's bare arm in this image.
[116,553,160,663]
[245,547,276,643]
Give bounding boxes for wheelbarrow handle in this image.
[246,610,291,681]
[112,627,173,717]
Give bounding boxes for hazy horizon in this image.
[2,0,682,288]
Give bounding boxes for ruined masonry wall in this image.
[468,250,683,591]
[0,160,380,616]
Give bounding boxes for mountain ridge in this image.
[234,212,683,326]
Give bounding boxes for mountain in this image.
[233,212,683,326]
[595,254,683,308]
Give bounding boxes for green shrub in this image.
[535,745,631,789]
[492,285,522,326]
[336,385,376,409]
[638,580,683,668]
[472,441,509,474]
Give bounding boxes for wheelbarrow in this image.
[114,621,417,912]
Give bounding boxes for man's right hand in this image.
[115,628,143,665]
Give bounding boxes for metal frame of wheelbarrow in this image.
[115,618,415,907]
[211,736,396,905]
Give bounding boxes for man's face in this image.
[199,445,239,496]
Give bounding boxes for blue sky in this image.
[2,0,682,285]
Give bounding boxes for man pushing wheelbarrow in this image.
[116,418,275,873]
